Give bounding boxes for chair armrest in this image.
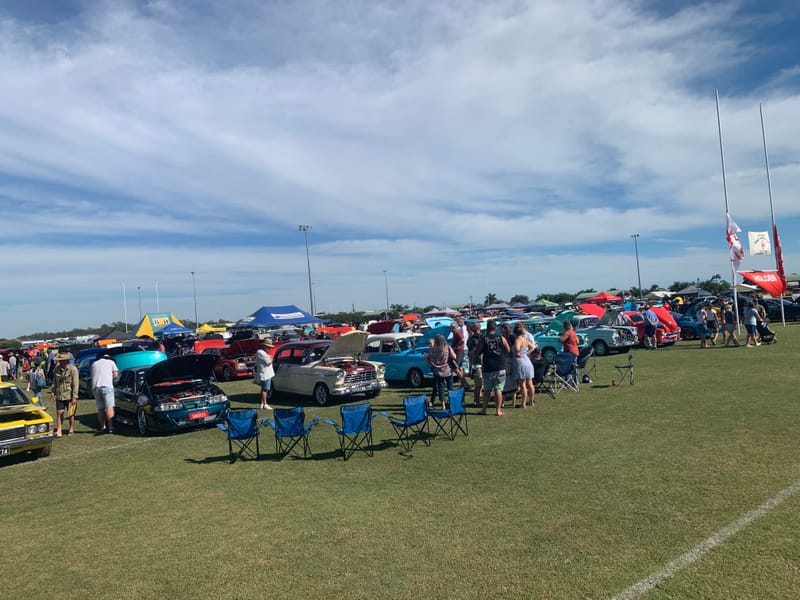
[216,423,228,433]
[322,419,339,427]
[261,418,276,430]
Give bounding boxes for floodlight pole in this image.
[383,270,389,319]
[191,271,198,327]
[631,234,643,302]
[137,285,142,321]
[299,225,315,316]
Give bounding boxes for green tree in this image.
[484,293,499,305]
[509,294,530,305]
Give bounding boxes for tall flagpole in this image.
[715,89,740,331]
[122,282,128,333]
[759,103,786,327]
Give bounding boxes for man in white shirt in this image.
[91,354,119,434]
[255,339,275,410]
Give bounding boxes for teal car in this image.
[525,311,588,363]
[364,326,450,388]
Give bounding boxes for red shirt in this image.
[562,330,579,356]
[450,329,465,352]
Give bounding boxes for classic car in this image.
[271,331,386,406]
[0,382,54,460]
[113,354,229,434]
[525,311,589,363]
[571,307,638,356]
[759,298,800,322]
[625,312,680,346]
[364,330,434,388]
[77,348,167,398]
[669,311,706,341]
[205,338,262,381]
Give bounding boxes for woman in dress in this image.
[513,323,536,408]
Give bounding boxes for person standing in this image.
[448,322,471,391]
[90,354,119,434]
[475,320,510,416]
[255,339,275,410]
[513,323,536,408]
[30,361,47,400]
[723,303,739,347]
[426,334,455,409]
[466,322,484,408]
[558,320,580,356]
[51,352,79,437]
[705,303,719,346]
[743,301,760,347]
[643,304,660,349]
[0,355,9,381]
[8,352,17,380]
[695,304,708,349]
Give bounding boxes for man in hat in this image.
[254,338,275,410]
[51,352,80,437]
[90,353,119,434]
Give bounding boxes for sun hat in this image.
[260,338,275,347]
[56,352,70,361]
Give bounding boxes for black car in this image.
[759,298,800,322]
[113,354,229,434]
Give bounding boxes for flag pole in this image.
[716,89,740,331]
[759,103,786,327]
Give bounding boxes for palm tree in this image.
[484,293,498,305]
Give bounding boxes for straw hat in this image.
[56,352,71,361]
[260,338,275,348]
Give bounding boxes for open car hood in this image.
[320,330,370,361]
[598,306,628,327]
[146,354,218,386]
[548,310,576,333]
[415,325,451,350]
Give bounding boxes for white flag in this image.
[748,231,771,255]
[726,213,744,271]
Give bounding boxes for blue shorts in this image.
[483,370,506,392]
[745,324,757,335]
[94,386,115,409]
[259,379,272,392]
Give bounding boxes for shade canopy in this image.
[674,286,711,296]
[232,305,325,328]
[586,291,621,304]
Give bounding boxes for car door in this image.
[115,370,138,417]
[273,347,302,394]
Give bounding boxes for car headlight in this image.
[154,402,183,412]
[26,425,38,435]
[38,423,50,433]
[377,364,386,375]
[207,393,227,404]
[335,369,345,382]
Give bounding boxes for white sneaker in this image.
[263,404,273,410]
[746,344,752,348]
[756,342,762,346]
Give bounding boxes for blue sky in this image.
[1,0,798,338]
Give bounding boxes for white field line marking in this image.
[612,479,800,600]
[3,436,160,470]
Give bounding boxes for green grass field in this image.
[2,327,799,599]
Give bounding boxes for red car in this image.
[625,312,680,347]
[202,338,262,381]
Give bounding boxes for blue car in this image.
[113,354,229,434]
[670,311,705,340]
[365,326,451,388]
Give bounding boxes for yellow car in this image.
[0,382,54,460]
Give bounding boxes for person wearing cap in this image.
[90,354,119,434]
[51,352,80,437]
[254,338,275,410]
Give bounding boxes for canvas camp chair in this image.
[552,351,580,393]
[380,394,430,454]
[264,406,321,460]
[217,409,262,463]
[576,345,596,383]
[323,402,377,460]
[614,354,634,385]
[429,387,468,440]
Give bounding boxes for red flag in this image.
[773,223,786,291]
[726,213,744,271]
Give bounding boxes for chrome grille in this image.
[344,369,377,385]
[0,426,25,443]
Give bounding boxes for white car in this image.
[271,331,387,406]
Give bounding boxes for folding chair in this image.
[429,387,468,440]
[576,345,596,383]
[614,354,634,385]
[217,409,262,463]
[323,402,377,460]
[552,351,580,393]
[380,395,430,453]
[264,406,320,460]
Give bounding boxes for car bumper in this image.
[330,380,387,396]
[0,433,56,457]
[147,403,229,433]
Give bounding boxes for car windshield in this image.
[0,386,31,406]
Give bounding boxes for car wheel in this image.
[681,327,696,341]
[542,347,556,364]
[222,367,232,381]
[35,444,52,458]
[407,368,424,388]
[313,383,330,406]
[592,340,609,357]
[136,407,148,435]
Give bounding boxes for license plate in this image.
[0,447,9,456]
[189,410,209,421]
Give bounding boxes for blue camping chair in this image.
[551,351,580,393]
[429,387,468,440]
[380,395,430,454]
[264,407,321,460]
[217,409,262,463]
[323,402,377,460]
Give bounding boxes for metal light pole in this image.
[631,234,643,302]
[383,270,389,319]
[191,271,198,327]
[137,285,142,321]
[298,225,314,316]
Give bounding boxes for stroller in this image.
[756,319,776,344]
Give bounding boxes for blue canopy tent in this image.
[231,305,325,329]
[159,323,194,336]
